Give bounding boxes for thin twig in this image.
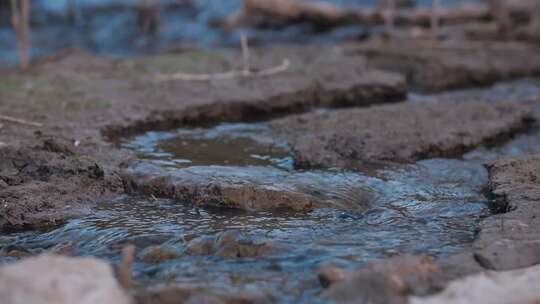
[155,59,290,82]
[118,244,135,290]
[20,0,30,71]
[0,114,43,127]
[10,0,30,72]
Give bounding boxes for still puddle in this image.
[0,122,492,301]
[124,123,293,169]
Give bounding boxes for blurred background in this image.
[0,0,482,65]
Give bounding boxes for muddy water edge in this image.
[1,76,540,302]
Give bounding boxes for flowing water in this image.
[0,121,492,301]
[2,77,540,301]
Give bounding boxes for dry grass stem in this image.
[155,34,290,82]
[0,114,43,127]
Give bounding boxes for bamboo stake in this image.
[240,33,250,76]
[430,0,440,40]
[10,0,31,72]
[383,0,395,37]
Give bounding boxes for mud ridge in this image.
[102,73,406,140]
[270,100,537,169]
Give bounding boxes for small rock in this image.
[409,263,540,304]
[0,254,133,304]
[321,256,438,303]
[322,271,406,304]
[140,245,182,263]
[317,265,352,288]
[4,249,28,258]
[186,230,275,258]
[0,179,8,189]
[136,285,272,304]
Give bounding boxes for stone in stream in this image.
[140,245,183,264]
[471,154,540,271]
[124,162,377,212]
[136,285,273,304]
[185,230,276,258]
[409,263,540,304]
[270,100,534,169]
[0,254,133,304]
[349,40,540,92]
[320,255,437,304]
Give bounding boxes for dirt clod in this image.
[270,100,534,169]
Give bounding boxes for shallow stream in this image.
[2,79,540,301]
[0,121,497,301]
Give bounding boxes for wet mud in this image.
[0,117,499,302]
[1,40,540,303]
[351,40,540,92]
[270,100,535,169]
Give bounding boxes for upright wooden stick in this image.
[240,33,250,76]
[10,0,31,72]
[430,0,440,40]
[489,0,511,36]
[383,0,395,37]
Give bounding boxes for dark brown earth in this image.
[0,138,124,230]
[349,40,540,92]
[270,100,535,169]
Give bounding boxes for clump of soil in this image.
[270,100,535,169]
[0,138,123,231]
[350,40,540,92]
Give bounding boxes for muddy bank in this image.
[0,138,123,231]
[102,45,406,138]
[0,45,404,230]
[472,155,540,271]
[349,40,540,92]
[270,100,534,169]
